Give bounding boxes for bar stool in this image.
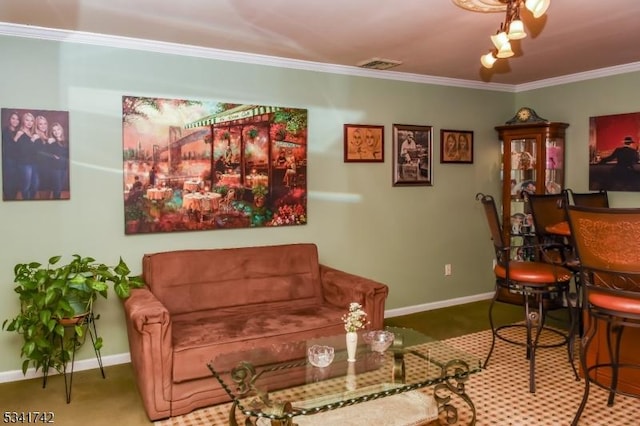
[528,192,577,270]
[567,205,640,426]
[476,193,578,393]
[528,192,582,327]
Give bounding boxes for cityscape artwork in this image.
[122,96,308,234]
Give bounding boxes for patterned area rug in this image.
[156,327,639,425]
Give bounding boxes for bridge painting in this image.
[122,96,307,234]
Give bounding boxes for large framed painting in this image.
[2,108,70,201]
[392,124,432,186]
[122,97,308,234]
[589,112,640,191]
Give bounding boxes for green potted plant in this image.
[2,254,144,375]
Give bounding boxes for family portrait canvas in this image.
[123,96,308,234]
[2,108,70,201]
[588,112,640,191]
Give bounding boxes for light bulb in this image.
[481,52,497,69]
[496,41,514,58]
[491,31,509,50]
[525,0,551,18]
[508,20,527,40]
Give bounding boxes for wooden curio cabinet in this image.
[496,115,568,259]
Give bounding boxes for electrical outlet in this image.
[445,264,452,276]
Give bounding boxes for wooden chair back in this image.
[528,193,568,238]
[476,193,508,266]
[566,189,609,208]
[567,205,640,296]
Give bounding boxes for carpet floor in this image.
[156,327,639,426]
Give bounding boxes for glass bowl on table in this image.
[363,330,395,353]
[307,345,335,368]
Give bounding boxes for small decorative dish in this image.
[362,330,395,353]
[307,345,335,368]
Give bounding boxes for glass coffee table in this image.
[207,327,481,425]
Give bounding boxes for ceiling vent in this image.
[356,57,403,70]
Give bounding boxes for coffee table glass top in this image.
[207,326,481,421]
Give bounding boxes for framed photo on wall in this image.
[589,111,640,191]
[1,108,71,201]
[392,124,432,186]
[440,129,473,164]
[343,124,384,162]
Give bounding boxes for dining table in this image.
[182,192,222,212]
[218,173,241,187]
[246,174,268,188]
[146,187,173,201]
[183,179,202,193]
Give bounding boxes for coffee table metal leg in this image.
[393,351,406,383]
[433,359,477,425]
[227,400,240,426]
[263,401,294,426]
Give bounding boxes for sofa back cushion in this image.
[142,243,324,315]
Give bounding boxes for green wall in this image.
[0,33,637,376]
[516,72,640,206]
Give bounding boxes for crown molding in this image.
[515,62,640,92]
[0,22,514,92]
[1,22,638,94]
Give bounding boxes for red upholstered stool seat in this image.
[495,261,573,284]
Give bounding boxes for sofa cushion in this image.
[171,303,346,383]
[143,244,324,315]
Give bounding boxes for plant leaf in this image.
[54,323,65,337]
[114,282,129,299]
[39,309,51,325]
[24,341,36,356]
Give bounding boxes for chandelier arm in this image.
[469,0,550,68]
[504,0,519,32]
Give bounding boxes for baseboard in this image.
[0,293,493,383]
[0,352,131,384]
[384,292,494,318]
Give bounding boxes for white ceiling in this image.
[1,0,640,86]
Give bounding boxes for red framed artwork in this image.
[589,111,640,191]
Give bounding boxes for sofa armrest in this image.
[319,264,389,330]
[122,287,173,420]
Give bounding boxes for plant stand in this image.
[42,312,106,403]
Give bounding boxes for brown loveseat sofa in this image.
[122,243,389,421]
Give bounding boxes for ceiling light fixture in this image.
[453,0,551,69]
